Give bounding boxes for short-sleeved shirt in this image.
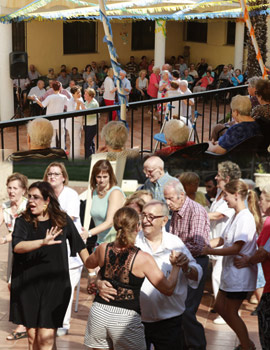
[85,98,99,126]
[144,172,177,203]
[218,121,261,151]
[220,208,257,292]
[42,93,68,115]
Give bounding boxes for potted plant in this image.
[254,163,270,189]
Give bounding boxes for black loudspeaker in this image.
[9,52,28,79]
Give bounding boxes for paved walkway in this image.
[0,236,261,350]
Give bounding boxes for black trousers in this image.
[143,314,183,350]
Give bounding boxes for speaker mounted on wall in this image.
[9,51,28,79]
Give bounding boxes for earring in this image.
[43,204,48,216]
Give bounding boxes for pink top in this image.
[257,216,270,294]
[147,73,160,98]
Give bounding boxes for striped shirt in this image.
[170,196,210,257]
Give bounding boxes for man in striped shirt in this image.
[164,180,210,350]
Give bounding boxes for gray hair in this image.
[164,119,189,146]
[218,161,242,181]
[230,95,251,116]
[143,199,169,217]
[164,179,185,196]
[179,80,188,87]
[27,118,53,148]
[248,76,260,88]
[101,121,128,150]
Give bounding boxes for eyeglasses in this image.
[47,172,62,177]
[141,213,164,223]
[143,168,157,176]
[28,194,43,201]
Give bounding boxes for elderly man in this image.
[119,70,131,101]
[143,156,176,203]
[27,80,46,116]
[98,200,202,350]
[28,64,41,82]
[164,180,210,350]
[8,118,67,162]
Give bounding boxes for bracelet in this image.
[88,272,96,277]
[88,230,92,238]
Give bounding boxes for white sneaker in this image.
[213,315,226,325]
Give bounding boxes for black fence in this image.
[0,84,248,161]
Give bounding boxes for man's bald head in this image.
[143,156,165,183]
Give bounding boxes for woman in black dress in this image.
[10,181,88,350]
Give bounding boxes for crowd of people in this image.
[1,155,269,350]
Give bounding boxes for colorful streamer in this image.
[239,0,267,78]
[155,20,166,37]
[99,2,127,121]
[0,0,269,22]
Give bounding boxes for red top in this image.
[257,216,270,294]
[155,141,195,157]
[147,73,160,98]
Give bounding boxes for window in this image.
[227,21,236,45]
[184,22,208,43]
[63,21,96,54]
[12,22,26,52]
[132,21,155,50]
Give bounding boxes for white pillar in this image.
[234,21,245,71]
[0,23,13,121]
[154,20,166,70]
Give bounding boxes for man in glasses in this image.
[164,180,210,350]
[143,156,176,203]
[97,199,202,350]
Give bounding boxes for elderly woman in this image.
[179,80,194,120]
[0,173,28,341]
[155,119,194,157]
[251,78,270,120]
[247,76,260,108]
[158,70,171,99]
[135,70,149,100]
[103,68,118,121]
[235,184,270,350]
[208,161,241,324]
[208,95,262,154]
[98,121,128,154]
[10,181,88,350]
[147,66,160,99]
[84,206,181,350]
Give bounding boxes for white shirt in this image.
[220,208,257,292]
[180,88,194,118]
[58,186,83,269]
[136,230,202,322]
[166,89,192,130]
[209,188,235,240]
[103,76,115,100]
[42,93,68,115]
[28,86,46,103]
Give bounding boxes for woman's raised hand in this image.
[43,227,62,246]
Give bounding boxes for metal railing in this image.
[0,84,247,160]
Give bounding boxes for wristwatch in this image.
[183,266,192,275]
[88,230,92,238]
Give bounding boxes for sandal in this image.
[6,331,28,340]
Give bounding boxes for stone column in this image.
[0,22,14,121]
[234,20,245,71]
[154,20,166,69]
